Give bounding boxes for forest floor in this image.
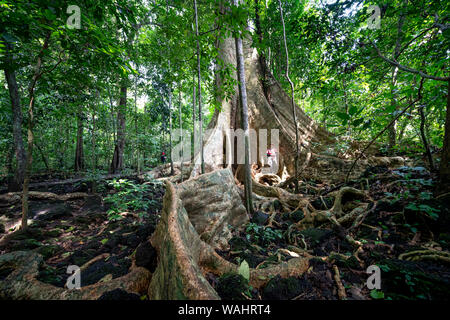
[212,164,450,300]
[0,162,449,300]
[0,177,163,298]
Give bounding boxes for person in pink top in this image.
[266,145,277,168]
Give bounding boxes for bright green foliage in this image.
[104,178,154,221]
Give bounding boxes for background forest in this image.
[1,0,448,185]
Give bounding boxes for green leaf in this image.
[336,112,350,121]
[348,105,358,115]
[238,260,250,281]
[370,289,384,299]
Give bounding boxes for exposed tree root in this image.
[251,179,310,210]
[399,249,450,264]
[0,251,151,300]
[0,191,88,205]
[295,187,368,230]
[333,265,347,300]
[148,174,311,299]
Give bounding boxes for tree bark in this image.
[4,44,26,192]
[418,105,434,171]
[439,80,450,189]
[22,33,51,231]
[110,85,127,174]
[233,0,254,215]
[278,0,299,193]
[179,83,184,182]
[168,86,175,176]
[74,105,84,171]
[194,0,205,174]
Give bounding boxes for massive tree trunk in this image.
[190,30,404,184]
[191,30,336,181]
[110,86,127,174]
[4,45,26,192]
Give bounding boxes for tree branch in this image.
[371,40,449,81]
[345,78,425,182]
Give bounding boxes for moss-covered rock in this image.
[216,273,249,300]
[37,245,62,260]
[44,228,63,238]
[251,211,269,225]
[262,275,311,300]
[290,211,305,223]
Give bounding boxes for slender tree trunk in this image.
[192,73,196,163]
[110,85,127,173]
[35,140,49,171]
[74,105,84,171]
[388,67,399,151]
[418,106,435,171]
[439,80,450,188]
[179,82,184,182]
[134,74,140,174]
[22,34,50,230]
[278,0,299,193]
[194,0,205,174]
[4,44,26,192]
[233,0,253,215]
[91,105,97,171]
[388,3,406,152]
[342,78,350,133]
[168,87,174,175]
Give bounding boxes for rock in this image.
[11,238,41,250]
[251,211,269,225]
[30,201,72,221]
[37,245,62,260]
[229,237,251,251]
[97,288,140,300]
[122,233,140,248]
[216,273,248,300]
[273,200,282,211]
[98,274,113,283]
[299,228,332,245]
[74,216,91,224]
[44,229,63,238]
[0,223,5,234]
[81,195,103,213]
[135,241,157,272]
[81,255,131,286]
[262,275,311,300]
[290,210,304,223]
[71,249,98,266]
[311,197,333,210]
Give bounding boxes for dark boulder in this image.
[262,275,311,300]
[216,273,249,300]
[135,241,157,272]
[251,211,269,225]
[97,288,140,300]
